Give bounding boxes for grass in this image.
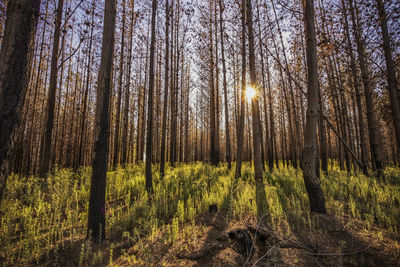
[0,162,399,266]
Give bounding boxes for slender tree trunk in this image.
[160,0,170,177]
[302,0,327,214]
[121,2,135,165]
[112,0,126,168]
[246,0,268,217]
[318,85,328,174]
[375,0,400,165]
[59,42,72,167]
[235,0,246,179]
[209,0,218,166]
[145,0,157,194]
[214,1,221,164]
[169,1,178,166]
[219,0,231,169]
[270,0,301,168]
[266,54,277,170]
[349,0,384,178]
[27,0,49,175]
[342,0,368,175]
[40,0,64,177]
[256,0,271,171]
[87,0,116,242]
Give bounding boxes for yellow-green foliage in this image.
[0,162,399,265]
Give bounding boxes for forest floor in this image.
[110,211,400,267]
[1,163,400,266]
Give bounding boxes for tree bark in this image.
[302,0,327,214]
[87,0,116,242]
[145,0,157,194]
[219,0,231,169]
[349,0,384,178]
[375,0,400,165]
[121,1,135,165]
[246,0,268,217]
[234,0,247,179]
[40,0,64,177]
[341,0,368,175]
[112,0,126,168]
[160,0,170,178]
[0,0,41,201]
[209,0,219,166]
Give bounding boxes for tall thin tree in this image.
[160,0,170,178]
[246,0,268,217]
[375,0,400,164]
[40,0,64,177]
[302,0,327,214]
[145,0,158,194]
[87,0,116,242]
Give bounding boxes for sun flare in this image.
[245,85,257,101]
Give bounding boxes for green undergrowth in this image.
[0,162,399,265]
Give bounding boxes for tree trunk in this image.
[145,0,157,194]
[375,0,400,166]
[302,0,327,214]
[87,0,116,242]
[219,0,231,169]
[121,1,135,166]
[40,0,64,177]
[246,0,268,217]
[341,0,368,175]
[160,0,170,178]
[0,0,41,201]
[112,0,126,168]
[209,0,218,166]
[349,0,384,178]
[234,0,246,179]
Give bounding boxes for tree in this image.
[341,0,368,175]
[121,0,135,165]
[87,0,116,242]
[113,0,127,168]
[246,0,268,217]
[234,0,247,179]
[77,0,95,168]
[302,0,327,214]
[375,0,400,165]
[209,0,219,166]
[349,0,384,178]
[0,0,41,201]
[160,0,170,178]
[219,0,231,169]
[145,0,158,194]
[40,0,64,177]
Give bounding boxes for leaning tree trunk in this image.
[87,0,116,242]
[375,0,400,165]
[302,0,327,214]
[0,0,41,201]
